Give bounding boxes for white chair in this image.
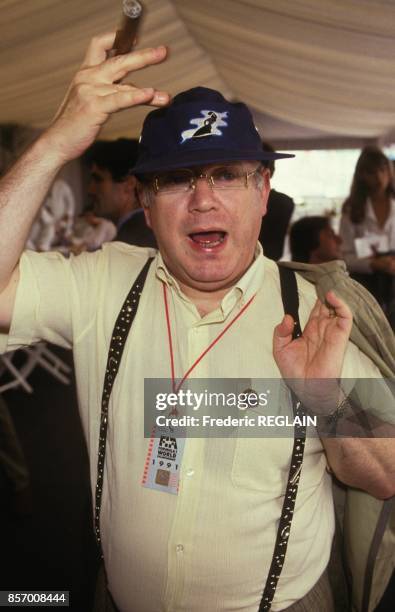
[0,343,71,394]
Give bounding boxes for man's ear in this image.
[143,206,152,228]
[136,181,153,228]
[260,168,271,217]
[123,175,137,196]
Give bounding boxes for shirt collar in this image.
[366,198,395,225]
[365,199,376,222]
[117,208,143,230]
[155,242,265,317]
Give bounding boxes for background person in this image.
[258,141,295,260]
[290,216,342,264]
[340,146,395,325]
[85,138,157,248]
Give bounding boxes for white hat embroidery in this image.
[181,110,228,143]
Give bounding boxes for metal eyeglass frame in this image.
[152,165,262,194]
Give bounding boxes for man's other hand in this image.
[273,290,352,380]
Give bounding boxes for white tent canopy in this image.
[1,0,395,147]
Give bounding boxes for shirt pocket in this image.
[231,437,294,496]
[231,436,325,497]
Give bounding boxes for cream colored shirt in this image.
[0,242,380,611]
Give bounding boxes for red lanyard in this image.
[163,282,256,394]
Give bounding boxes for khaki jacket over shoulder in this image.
[280,260,395,612]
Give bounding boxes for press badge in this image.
[142,426,186,495]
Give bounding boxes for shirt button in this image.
[176,544,184,553]
[186,469,195,477]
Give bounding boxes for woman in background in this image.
[340,146,395,326]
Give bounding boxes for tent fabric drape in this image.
[0,0,394,142]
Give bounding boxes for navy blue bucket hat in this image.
[133,87,293,175]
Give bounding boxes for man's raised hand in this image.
[44,32,169,163]
[273,291,353,413]
[273,290,352,380]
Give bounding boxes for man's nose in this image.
[187,177,218,212]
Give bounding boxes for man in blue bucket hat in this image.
[0,35,393,612]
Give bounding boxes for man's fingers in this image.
[81,32,117,68]
[325,291,352,320]
[276,314,295,337]
[310,298,321,318]
[149,90,171,106]
[47,36,170,166]
[67,81,170,119]
[99,87,167,114]
[273,314,295,351]
[324,290,353,335]
[319,301,331,318]
[96,45,168,83]
[97,84,170,107]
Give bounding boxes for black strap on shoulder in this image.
[278,265,302,340]
[94,257,154,557]
[258,266,307,611]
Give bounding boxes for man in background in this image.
[290,216,342,264]
[85,138,157,248]
[258,141,295,260]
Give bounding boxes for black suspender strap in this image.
[259,266,307,611]
[277,265,302,340]
[94,257,154,557]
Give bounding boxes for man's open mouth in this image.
[188,231,227,248]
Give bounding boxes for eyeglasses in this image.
[152,164,262,195]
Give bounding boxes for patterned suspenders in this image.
[94,257,154,553]
[258,267,307,611]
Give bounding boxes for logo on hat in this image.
[181,110,228,143]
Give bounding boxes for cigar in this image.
[109,0,144,58]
